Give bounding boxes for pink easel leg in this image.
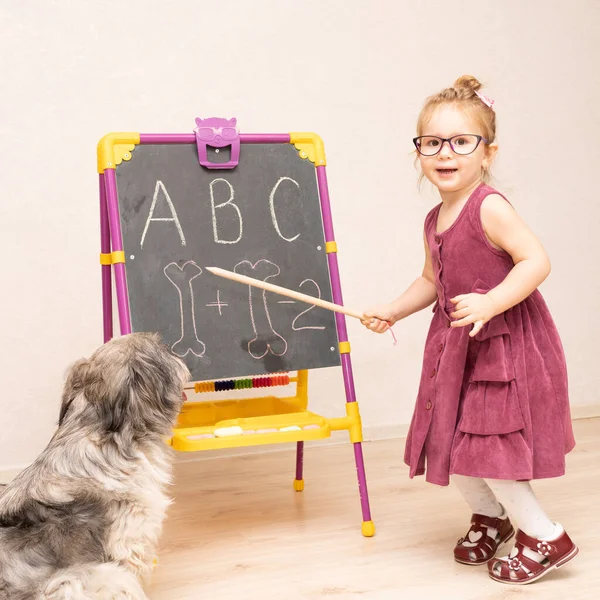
[103,169,132,335]
[316,165,374,536]
[99,173,113,343]
[294,442,305,491]
[339,350,372,524]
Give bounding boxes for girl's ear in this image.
[483,142,499,168]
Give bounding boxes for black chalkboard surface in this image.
[115,143,341,381]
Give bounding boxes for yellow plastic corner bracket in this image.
[293,479,305,492]
[97,132,140,173]
[339,341,351,354]
[362,520,376,537]
[99,251,125,265]
[325,241,338,254]
[289,132,326,166]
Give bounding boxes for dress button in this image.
[438,343,444,352]
[426,401,432,410]
[430,368,437,378]
[434,235,441,244]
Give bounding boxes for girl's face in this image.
[417,104,497,198]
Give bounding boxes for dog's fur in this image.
[0,333,190,600]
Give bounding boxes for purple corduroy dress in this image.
[404,183,575,486]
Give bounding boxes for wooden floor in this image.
[149,418,599,599]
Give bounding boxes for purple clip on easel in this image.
[194,117,240,169]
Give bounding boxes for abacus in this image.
[190,374,292,393]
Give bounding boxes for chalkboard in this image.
[115,142,341,381]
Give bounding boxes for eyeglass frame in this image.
[412,134,489,157]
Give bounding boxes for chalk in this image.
[214,426,243,437]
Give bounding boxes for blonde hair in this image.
[416,75,497,183]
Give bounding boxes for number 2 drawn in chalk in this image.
[292,279,326,331]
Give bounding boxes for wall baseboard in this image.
[1,408,598,482]
[570,405,600,420]
[0,467,26,485]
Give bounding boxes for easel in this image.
[97,123,375,536]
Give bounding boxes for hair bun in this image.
[453,75,483,93]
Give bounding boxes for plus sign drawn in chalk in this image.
[206,290,228,316]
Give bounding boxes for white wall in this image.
[1,0,598,472]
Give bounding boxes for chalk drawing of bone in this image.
[234,259,288,359]
[164,261,206,358]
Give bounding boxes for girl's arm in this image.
[450,194,551,336]
[363,231,438,332]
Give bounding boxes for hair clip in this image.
[475,90,495,110]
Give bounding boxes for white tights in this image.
[453,475,558,540]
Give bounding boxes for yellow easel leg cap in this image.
[362,520,376,537]
[293,479,305,492]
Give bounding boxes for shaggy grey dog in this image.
[0,332,190,599]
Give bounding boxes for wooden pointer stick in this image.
[206,266,365,321]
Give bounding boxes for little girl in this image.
[363,76,578,585]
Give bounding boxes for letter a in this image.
[140,180,186,248]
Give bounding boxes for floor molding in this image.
[1,408,598,481]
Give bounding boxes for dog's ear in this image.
[59,358,90,426]
[125,355,182,435]
[98,383,133,433]
[94,364,144,434]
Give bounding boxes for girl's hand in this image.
[361,305,397,334]
[449,293,497,337]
